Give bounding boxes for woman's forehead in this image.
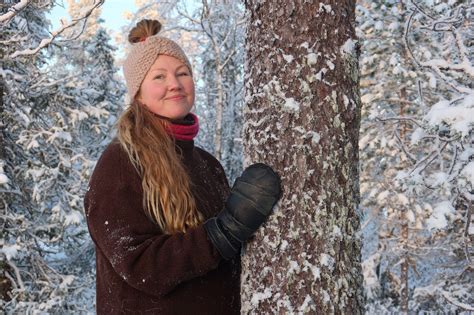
[150,64,188,73]
[150,55,186,71]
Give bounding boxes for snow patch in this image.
[332,225,342,237]
[318,3,334,15]
[64,210,82,226]
[250,287,272,307]
[1,244,21,260]
[460,162,474,186]
[376,190,390,203]
[340,38,356,56]
[0,173,9,185]
[427,172,448,187]
[374,20,384,30]
[426,201,455,230]
[303,260,321,279]
[288,260,301,274]
[410,127,426,145]
[280,240,289,251]
[326,60,335,70]
[315,68,328,80]
[343,94,350,108]
[322,290,331,303]
[59,275,75,289]
[307,131,320,145]
[298,295,314,312]
[397,193,409,206]
[282,54,294,63]
[262,77,301,112]
[27,139,39,150]
[320,253,335,271]
[306,52,319,65]
[425,93,474,137]
[284,97,300,111]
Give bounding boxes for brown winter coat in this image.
[83,138,241,314]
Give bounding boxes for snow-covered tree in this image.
[66,0,103,39]
[358,0,473,312]
[241,0,364,313]
[1,1,123,312]
[1,2,58,309]
[187,0,245,182]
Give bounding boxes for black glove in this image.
[204,163,281,260]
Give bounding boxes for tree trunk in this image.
[241,0,365,313]
[214,62,224,160]
[399,85,409,314]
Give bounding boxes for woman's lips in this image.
[166,95,185,100]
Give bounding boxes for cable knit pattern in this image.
[122,35,193,101]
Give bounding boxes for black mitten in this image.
[204,163,281,260]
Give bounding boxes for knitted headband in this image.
[122,30,193,102]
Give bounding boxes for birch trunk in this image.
[241,0,365,313]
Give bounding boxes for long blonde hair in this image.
[116,19,204,234]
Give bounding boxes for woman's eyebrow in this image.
[151,65,187,72]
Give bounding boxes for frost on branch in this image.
[358,1,473,313]
[1,2,124,311]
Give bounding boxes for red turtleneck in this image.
[165,112,199,141]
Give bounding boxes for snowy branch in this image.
[0,0,30,24]
[6,260,25,293]
[440,289,474,311]
[405,1,473,94]
[8,0,105,59]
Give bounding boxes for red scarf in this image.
[165,112,199,141]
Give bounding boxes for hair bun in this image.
[128,19,162,44]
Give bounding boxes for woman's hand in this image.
[204,163,282,260]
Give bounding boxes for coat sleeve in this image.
[84,142,223,297]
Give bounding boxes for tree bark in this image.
[241,0,365,313]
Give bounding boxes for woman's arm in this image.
[84,142,222,297]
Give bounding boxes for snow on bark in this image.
[242,0,364,313]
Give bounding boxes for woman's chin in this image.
[170,111,190,120]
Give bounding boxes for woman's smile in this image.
[166,95,185,101]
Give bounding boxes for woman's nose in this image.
[167,75,182,90]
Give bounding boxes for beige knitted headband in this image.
[122,34,193,102]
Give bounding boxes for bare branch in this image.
[394,130,417,163]
[221,47,237,70]
[376,116,423,128]
[403,8,421,68]
[408,0,435,20]
[176,5,201,25]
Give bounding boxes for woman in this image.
[84,19,281,314]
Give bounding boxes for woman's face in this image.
[137,55,195,120]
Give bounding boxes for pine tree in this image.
[1,2,123,311]
[358,0,473,312]
[241,0,364,313]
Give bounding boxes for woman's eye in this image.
[154,75,164,80]
[178,72,189,76]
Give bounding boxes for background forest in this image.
[1,0,472,313]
